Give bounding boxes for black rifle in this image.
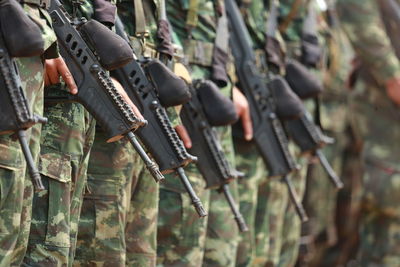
[284,112,343,189]
[0,34,46,191]
[180,83,248,231]
[225,0,308,222]
[112,17,207,218]
[265,1,343,190]
[48,0,165,183]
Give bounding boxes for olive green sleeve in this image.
[336,0,400,85]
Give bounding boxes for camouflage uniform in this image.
[231,2,270,266]
[157,1,240,266]
[74,0,160,265]
[0,1,58,266]
[246,0,309,265]
[336,0,400,264]
[295,2,356,266]
[231,1,305,266]
[21,1,100,266]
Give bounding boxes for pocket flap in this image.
[39,151,72,183]
[0,138,23,171]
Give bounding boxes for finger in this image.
[175,125,192,149]
[241,106,253,141]
[44,72,50,87]
[111,78,144,120]
[46,60,60,85]
[57,58,78,94]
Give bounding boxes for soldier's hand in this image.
[44,57,78,94]
[110,77,144,121]
[386,77,400,106]
[175,124,192,149]
[233,86,253,141]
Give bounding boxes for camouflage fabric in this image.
[74,1,162,266]
[22,1,99,266]
[0,54,44,266]
[0,2,56,265]
[233,142,268,267]
[203,124,240,267]
[22,88,96,266]
[125,166,159,267]
[157,168,210,267]
[73,131,135,267]
[336,0,400,264]
[157,1,241,266]
[277,162,307,267]
[232,1,306,266]
[302,6,354,264]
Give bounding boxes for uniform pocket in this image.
[30,150,72,247]
[0,138,23,171]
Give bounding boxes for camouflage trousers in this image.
[203,126,240,267]
[73,130,135,266]
[203,181,240,267]
[157,165,211,267]
[358,160,400,266]
[22,93,96,267]
[157,123,239,267]
[157,173,240,267]
[300,130,348,266]
[264,145,307,267]
[0,56,44,267]
[233,140,268,267]
[125,164,159,267]
[73,130,158,267]
[257,167,306,267]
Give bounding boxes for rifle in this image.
[47,0,165,183]
[0,34,46,191]
[265,0,343,190]
[225,0,308,222]
[112,17,207,218]
[180,81,248,231]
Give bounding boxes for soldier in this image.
[232,1,273,265]
[296,1,355,266]
[156,0,249,266]
[336,0,400,264]
[74,0,166,265]
[0,0,61,265]
[230,0,307,266]
[21,0,137,266]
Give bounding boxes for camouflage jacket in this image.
[23,0,57,58]
[336,0,400,86]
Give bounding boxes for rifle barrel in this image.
[282,175,308,223]
[222,184,249,232]
[18,130,44,191]
[316,149,344,189]
[127,131,165,183]
[176,167,207,218]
